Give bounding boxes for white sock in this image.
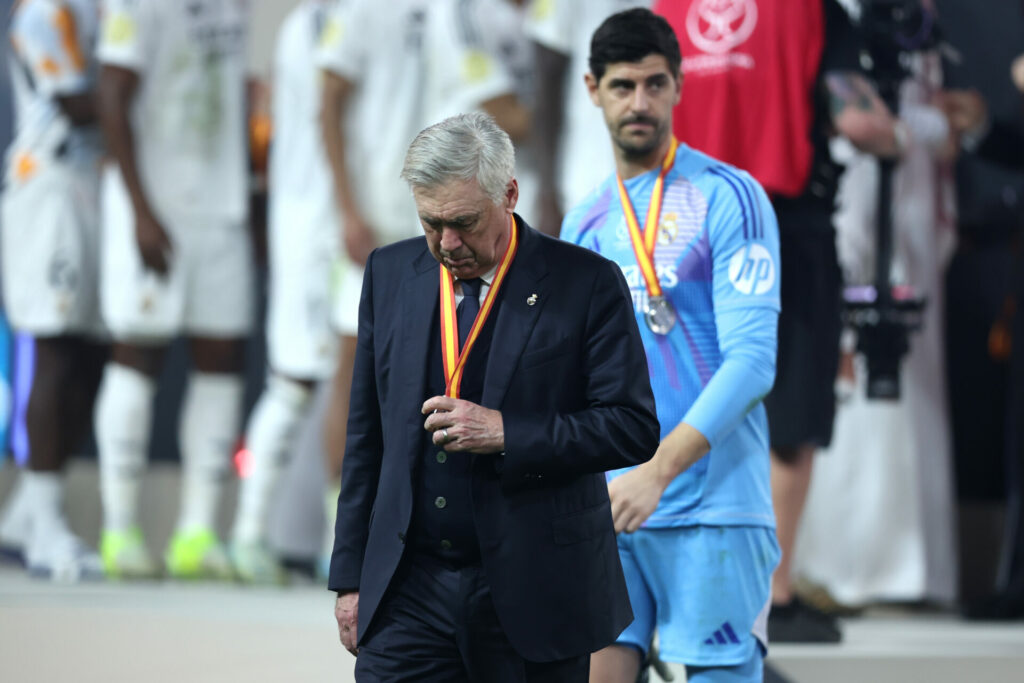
[232,376,311,545]
[95,364,156,533]
[22,470,63,524]
[177,372,244,534]
[0,474,32,545]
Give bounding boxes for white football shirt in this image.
[270,0,335,231]
[525,0,651,211]
[317,0,515,243]
[420,0,516,126]
[97,0,249,223]
[474,0,539,217]
[4,0,101,186]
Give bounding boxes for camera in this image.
[841,0,939,400]
[859,0,941,88]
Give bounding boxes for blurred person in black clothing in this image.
[939,1,1024,616]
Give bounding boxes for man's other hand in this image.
[422,396,504,453]
[335,591,359,655]
[135,209,173,275]
[608,463,668,533]
[939,89,988,136]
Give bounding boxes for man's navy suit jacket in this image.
[328,216,660,662]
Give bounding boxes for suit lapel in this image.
[482,218,550,409]
[399,245,440,443]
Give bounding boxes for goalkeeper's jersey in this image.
[562,142,780,529]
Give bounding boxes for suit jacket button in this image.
[397,532,405,543]
[435,496,447,509]
[436,452,448,464]
[440,539,452,550]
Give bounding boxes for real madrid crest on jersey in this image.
[658,212,679,246]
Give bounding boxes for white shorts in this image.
[1,161,103,337]
[331,261,362,338]
[100,166,254,341]
[265,196,339,379]
[332,213,420,338]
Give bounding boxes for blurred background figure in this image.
[938,0,1024,619]
[228,0,339,586]
[0,0,106,581]
[526,0,651,235]
[93,0,253,580]
[316,0,528,554]
[473,0,538,219]
[794,27,960,610]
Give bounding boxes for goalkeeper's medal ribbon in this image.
[615,137,679,335]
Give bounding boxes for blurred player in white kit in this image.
[0,0,105,581]
[93,0,252,580]
[221,0,529,580]
[229,0,340,584]
[526,0,651,234]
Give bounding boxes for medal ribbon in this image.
[439,215,519,399]
[615,137,679,300]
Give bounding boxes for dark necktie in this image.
[457,278,483,350]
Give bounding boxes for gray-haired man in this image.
[327,112,659,681]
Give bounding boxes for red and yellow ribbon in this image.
[615,137,679,299]
[439,215,519,398]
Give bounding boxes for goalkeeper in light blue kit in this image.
[562,9,781,683]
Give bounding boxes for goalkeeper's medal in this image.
[616,137,679,336]
[645,296,675,335]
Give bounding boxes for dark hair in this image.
[589,8,682,83]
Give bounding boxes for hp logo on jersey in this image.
[728,244,775,295]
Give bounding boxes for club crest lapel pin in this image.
[527,293,538,306]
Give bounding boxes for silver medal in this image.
[644,296,676,335]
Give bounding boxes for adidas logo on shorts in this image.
[704,621,742,646]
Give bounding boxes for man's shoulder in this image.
[372,235,429,267]
[674,144,768,214]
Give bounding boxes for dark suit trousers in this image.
[354,553,589,682]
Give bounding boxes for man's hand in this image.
[939,89,988,136]
[335,591,359,655]
[608,462,669,534]
[825,71,902,158]
[608,422,710,533]
[342,210,377,267]
[422,396,504,453]
[135,208,173,275]
[1013,54,1024,94]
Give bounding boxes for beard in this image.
[613,115,669,160]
